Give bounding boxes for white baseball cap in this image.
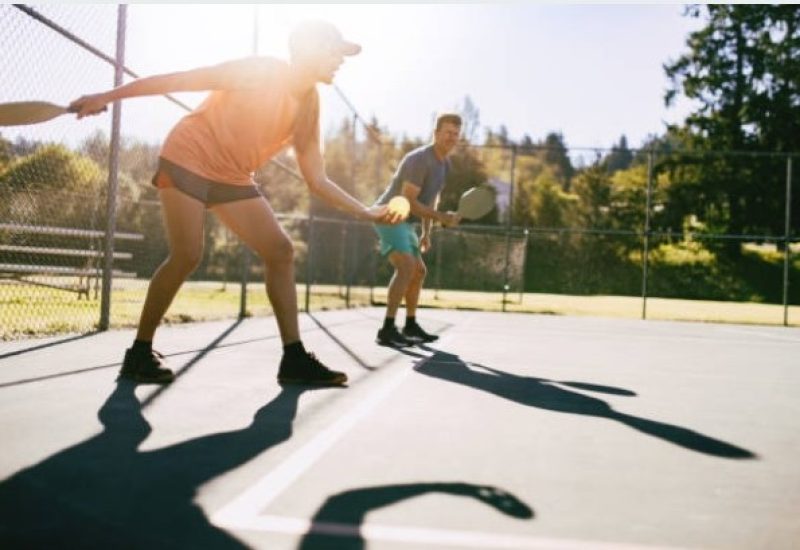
[289,20,361,59]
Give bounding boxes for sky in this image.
[1,3,703,154]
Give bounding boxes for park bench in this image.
[0,222,143,299]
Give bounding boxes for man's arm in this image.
[421,194,439,237]
[401,182,458,227]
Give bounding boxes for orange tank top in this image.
[160,58,299,185]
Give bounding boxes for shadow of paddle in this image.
[0,381,337,548]
[297,482,533,550]
[411,348,756,460]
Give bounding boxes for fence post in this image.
[641,147,654,320]
[305,213,314,313]
[519,227,529,304]
[236,5,258,321]
[370,230,377,304]
[369,135,384,304]
[345,221,352,308]
[502,145,518,312]
[434,228,442,300]
[99,4,126,331]
[783,155,793,327]
[239,245,249,319]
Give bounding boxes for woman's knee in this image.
[167,246,203,274]
[415,260,427,281]
[260,235,294,266]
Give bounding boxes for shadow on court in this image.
[409,347,757,460]
[0,380,337,548]
[0,320,254,391]
[297,482,533,550]
[0,332,100,361]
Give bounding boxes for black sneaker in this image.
[119,347,175,384]
[278,351,347,386]
[376,325,413,347]
[402,323,439,343]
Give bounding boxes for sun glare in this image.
[254,5,399,59]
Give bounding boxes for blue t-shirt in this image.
[375,144,449,223]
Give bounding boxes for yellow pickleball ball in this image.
[388,195,410,218]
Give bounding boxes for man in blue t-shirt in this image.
[373,113,462,346]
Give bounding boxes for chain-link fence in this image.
[1,5,797,340]
[505,146,798,325]
[1,5,121,337]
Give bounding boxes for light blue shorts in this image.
[374,222,420,257]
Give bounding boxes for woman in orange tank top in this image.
[69,20,404,386]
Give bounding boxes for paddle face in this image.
[0,101,70,126]
[457,185,495,220]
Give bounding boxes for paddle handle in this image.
[66,105,107,114]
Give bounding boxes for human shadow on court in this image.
[0,380,330,548]
[410,349,756,459]
[297,482,533,550]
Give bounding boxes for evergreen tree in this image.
[541,132,574,189]
[664,5,800,246]
[457,95,481,144]
[604,135,634,174]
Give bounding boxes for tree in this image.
[519,134,536,156]
[317,117,357,219]
[0,144,105,227]
[513,166,578,229]
[79,131,161,202]
[603,135,634,174]
[457,95,481,144]
[484,125,511,148]
[664,5,800,247]
[572,165,612,229]
[0,144,103,193]
[541,132,574,189]
[11,136,39,157]
[0,133,13,172]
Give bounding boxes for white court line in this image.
[513,323,800,346]
[716,325,800,343]
[210,320,687,549]
[211,363,413,528]
[216,514,683,550]
[211,327,464,532]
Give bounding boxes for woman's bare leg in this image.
[211,197,299,345]
[135,188,206,342]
